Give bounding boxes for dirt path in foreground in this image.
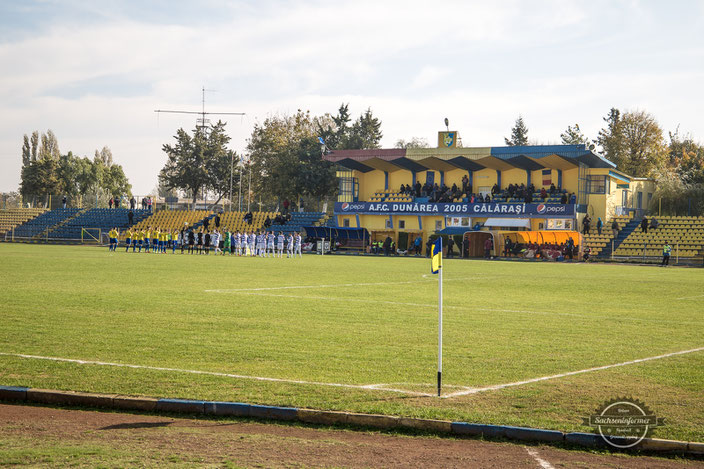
[0,403,701,468]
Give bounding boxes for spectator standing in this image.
[641,216,648,233]
[283,199,290,214]
[383,236,392,256]
[108,197,113,209]
[484,237,492,259]
[203,216,210,231]
[147,197,152,212]
[611,219,619,238]
[130,196,136,210]
[62,196,67,209]
[446,236,454,258]
[596,217,603,235]
[582,214,591,235]
[413,235,422,255]
[128,210,134,225]
[215,212,221,229]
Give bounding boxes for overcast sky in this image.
[1,0,703,195]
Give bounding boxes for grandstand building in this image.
[324,131,657,250]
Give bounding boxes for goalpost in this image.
[81,228,103,245]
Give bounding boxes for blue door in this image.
[425,171,435,186]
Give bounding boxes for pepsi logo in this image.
[537,204,546,214]
[341,203,350,211]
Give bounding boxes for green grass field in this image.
[0,243,702,442]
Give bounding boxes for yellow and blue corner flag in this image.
[431,237,442,274]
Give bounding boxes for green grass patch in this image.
[1,243,702,441]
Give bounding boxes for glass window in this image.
[343,218,350,227]
[587,175,607,194]
[398,220,406,229]
[337,176,356,202]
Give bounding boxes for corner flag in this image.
[430,237,443,396]
[431,238,442,274]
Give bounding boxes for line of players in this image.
[107,226,303,258]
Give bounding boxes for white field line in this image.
[525,447,556,469]
[219,291,701,326]
[677,294,704,300]
[0,352,433,397]
[441,346,704,398]
[205,277,484,293]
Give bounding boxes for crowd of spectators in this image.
[396,181,575,204]
[503,236,579,260]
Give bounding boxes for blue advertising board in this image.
[334,202,575,218]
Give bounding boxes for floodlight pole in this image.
[229,152,234,212]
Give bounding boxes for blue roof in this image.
[491,144,615,169]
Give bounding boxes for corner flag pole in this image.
[430,236,443,396]
[437,238,443,397]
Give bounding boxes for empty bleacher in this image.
[11,208,82,239]
[268,212,326,235]
[612,216,704,261]
[48,208,152,239]
[369,190,413,203]
[0,208,46,236]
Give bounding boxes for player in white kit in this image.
[276,232,285,258]
[294,233,302,258]
[235,231,242,256]
[266,231,275,257]
[286,234,294,257]
[248,231,256,256]
[257,232,266,257]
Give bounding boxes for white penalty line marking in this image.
[525,447,556,469]
[205,277,486,293]
[441,346,704,398]
[0,352,434,397]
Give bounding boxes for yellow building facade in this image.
[325,134,655,249]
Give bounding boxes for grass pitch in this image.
[0,243,702,442]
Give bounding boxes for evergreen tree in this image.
[560,124,591,147]
[504,115,529,146]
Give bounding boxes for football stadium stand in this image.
[0,208,46,236]
[581,214,633,257]
[612,216,704,261]
[217,211,277,233]
[47,208,151,240]
[127,210,214,235]
[125,211,285,239]
[268,212,326,235]
[11,208,82,239]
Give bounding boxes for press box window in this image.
[587,175,608,194]
[398,220,406,229]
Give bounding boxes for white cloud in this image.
[1,1,703,193]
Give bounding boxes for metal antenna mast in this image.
[154,87,246,211]
[155,86,245,131]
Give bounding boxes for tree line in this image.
[504,111,704,214]
[10,105,704,215]
[17,130,131,208]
